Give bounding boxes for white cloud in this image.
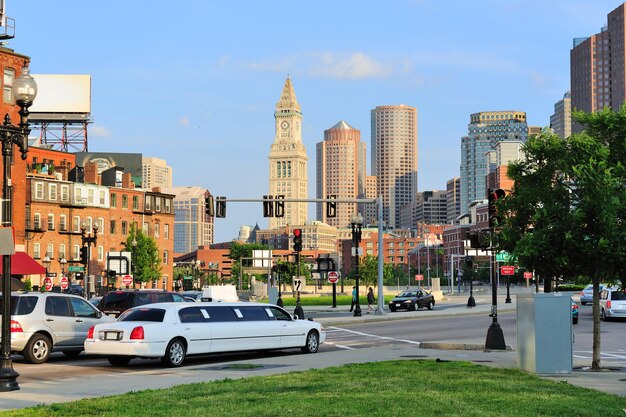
[90,125,111,137]
[179,116,190,127]
[308,52,392,79]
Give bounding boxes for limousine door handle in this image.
[184,327,191,331]
[76,319,84,323]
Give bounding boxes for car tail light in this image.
[10,320,23,332]
[87,326,95,339]
[130,326,144,340]
[579,291,584,296]
[572,304,579,311]
[606,300,611,309]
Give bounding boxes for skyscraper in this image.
[571,3,626,123]
[446,177,460,224]
[370,105,418,229]
[142,157,173,190]
[549,92,572,139]
[268,77,308,229]
[162,186,214,254]
[316,121,365,228]
[460,111,527,214]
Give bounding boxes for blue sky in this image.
[7,0,622,243]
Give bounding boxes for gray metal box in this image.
[517,293,573,374]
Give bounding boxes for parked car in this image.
[600,288,626,321]
[0,291,114,364]
[180,290,202,302]
[89,296,103,306]
[571,299,579,325]
[388,289,435,312]
[579,284,607,305]
[84,302,325,367]
[66,284,85,297]
[97,289,187,318]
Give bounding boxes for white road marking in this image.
[327,326,421,346]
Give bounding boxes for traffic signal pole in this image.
[485,189,507,350]
[217,196,385,316]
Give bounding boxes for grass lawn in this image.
[272,294,391,306]
[1,360,624,417]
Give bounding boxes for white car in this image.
[84,302,326,367]
[600,288,626,320]
[1,291,114,364]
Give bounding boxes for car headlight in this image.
[405,300,413,303]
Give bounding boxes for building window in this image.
[122,195,128,209]
[164,224,169,239]
[121,221,127,235]
[47,214,55,231]
[132,196,139,210]
[111,193,117,208]
[97,246,104,262]
[154,223,160,238]
[59,244,66,260]
[33,243,41,259]
[97,217,104,234]
[46,243,54,259]
[155,198,161,212]
[35,182,44,200]
[61,185,69,202]
[163,250,168,265]
[73,216,80,233]
[49,184,58,201]
[165,199,170,213]
[110,220,116,234]
[100,190,106,205]
[73,245,80,261]
[88,189,94,204]
[3,68,15,103]
[33,213,41,229]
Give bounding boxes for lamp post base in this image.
[0,360,20,392]
[485,322,507,350]
[467,295,476,307]
[353,304,362,317]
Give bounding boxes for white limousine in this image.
[84,302,326,367]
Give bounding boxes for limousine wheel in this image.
[108,356,131,366]
[162,338,186,367]
[301,331,320,354]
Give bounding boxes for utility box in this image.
[517,293,573,374]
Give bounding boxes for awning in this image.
[2,252,46,275]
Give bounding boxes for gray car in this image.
[579,284,607,305]
[600,288,626,320]
[0,291,114,364]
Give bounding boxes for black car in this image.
[97,289,186,318]
[389,289,435,312]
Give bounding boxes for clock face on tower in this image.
[281,121,289,130]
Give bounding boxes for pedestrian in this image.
[367,287,375,313]
[349,286,356,312]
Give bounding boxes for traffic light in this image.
[464,256,473,268]
[293,228,302,252]
[216,196,226,218]
[263,195,274,217]
[488,188,506,228]
[275,195,285,218]
[205,195,214,217]
[79,246,88,264]
[74,272,84,280]
[326,195,337,218]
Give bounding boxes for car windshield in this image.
[118,308,166,322]
[0,296,38,315]
[398,292,414,297]
[611,291,626,300]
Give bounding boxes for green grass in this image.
[272,294,391,307]
[2,360,624,417]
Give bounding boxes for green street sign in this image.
[68,266,85,272]
[495,252,511,262]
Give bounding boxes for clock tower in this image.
[268,76,308,230]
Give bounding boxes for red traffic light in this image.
[293,228,301,237]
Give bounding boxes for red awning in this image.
[3,252,46,275]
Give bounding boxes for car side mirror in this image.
[96,310,102,319]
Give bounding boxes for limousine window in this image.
[267,306,292,321]
[233,306,270,321]
[119,308,166,322]
[178,306,238,323]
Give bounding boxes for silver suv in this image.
[600,288,626,321]
[0,291,114,364]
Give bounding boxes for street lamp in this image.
[130,237,137,288]
[42,256,51,288]
[350,212,363,317]
[0,65,37,392]
[81,220,98,297]
[59,257,67,279]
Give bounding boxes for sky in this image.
[6,0,623,243]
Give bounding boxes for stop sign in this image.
[327,271,339,284]
[122,275,133,286]
[60,276,69,290]
[44,277,53,291]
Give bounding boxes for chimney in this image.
[83,162,100,185]
[152,186,161,193]
[122,173,134,189]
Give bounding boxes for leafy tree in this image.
[498,107,625,370]
[356,255,394,289]
[123,224,161,285]
[228,242,268,282]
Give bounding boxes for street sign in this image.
[292,276,306,292]
[501,266,515,275]
[44,277,52,291]
[60,276,69,290]
[68,266,84,272]
[327,271,339,284]
[122,275,133,286]
[495,252,512,262]
[524,271,533,279]
[46,272,57,277]
[415,274,424,281]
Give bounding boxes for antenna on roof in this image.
[0,0,16,41]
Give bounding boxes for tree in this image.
[498,107,625,370]
[228,242,268,284]
[357,255,394,289]
[123,224,161,286]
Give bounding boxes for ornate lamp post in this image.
[80,221,98,297]
[59,257,67,279]
[350,213,363,317]
[130,237,137,288]
[0,64,38,392]
[42,256,51,285]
